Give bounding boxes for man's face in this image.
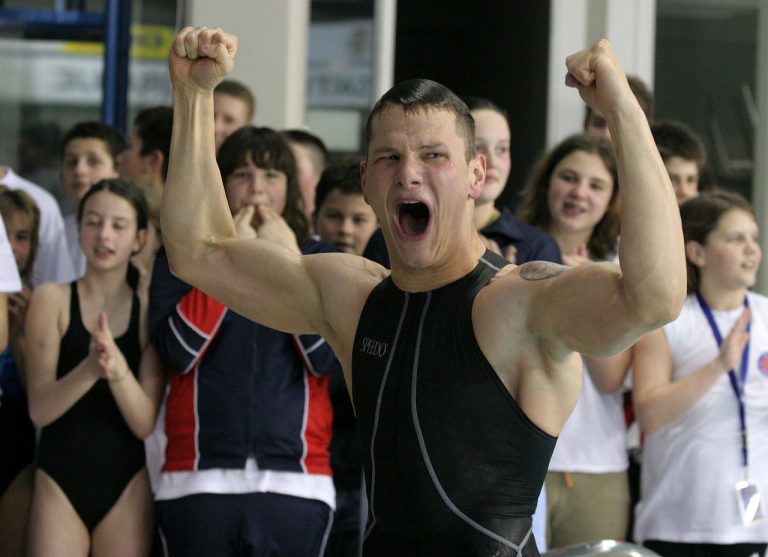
[214,93,251,150]
[117,130,153,186]
[360,106,484,270]
[61,138,119,199]
[665,156,699,204]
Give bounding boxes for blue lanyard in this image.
[695,292,750,468]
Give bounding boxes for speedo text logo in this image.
[360,337,388,358]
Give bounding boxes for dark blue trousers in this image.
[156,492,333,557]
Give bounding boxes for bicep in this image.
[530,261,645,356]
[179,237,327,335]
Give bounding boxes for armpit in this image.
[518,261,568,281]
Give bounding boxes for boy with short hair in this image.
[313,159,377,257]
[60,121,126,276]
[651,120,708,204]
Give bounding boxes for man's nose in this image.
[396,156,423,189]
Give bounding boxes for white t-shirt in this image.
[634,293,768,544]
[548,360,628,473]
[0,216,22,292]
[0,167,77,285]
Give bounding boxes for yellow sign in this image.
[62,24,174,60]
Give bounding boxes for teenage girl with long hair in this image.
[26,179,164,557]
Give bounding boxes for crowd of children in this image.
[0,28,766,557]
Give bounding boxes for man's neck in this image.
[389,236,486,293]
[473,202,500,231]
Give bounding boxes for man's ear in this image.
[360,160,369,204]
[685,240,705,268]
[469,153,486,201]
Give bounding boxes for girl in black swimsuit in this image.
[25,179,165,557]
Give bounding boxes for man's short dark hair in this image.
[214,79,256,121]
[314,158,363,214]
[365,79,475,161]
[134,106,174,180]
[651,120,707,168]
[61,121,126,161]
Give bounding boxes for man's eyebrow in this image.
[419,143,447,150]
[370,146,398,156]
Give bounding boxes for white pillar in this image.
[547,0,656,146]
[753,1,768,295]
[547,0,589,148]
[184,0,310,129]
[370,0,397,104]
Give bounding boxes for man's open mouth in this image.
[397,201,430,238]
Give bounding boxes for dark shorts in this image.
[156,492,333,557]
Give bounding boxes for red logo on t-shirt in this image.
[758,352,768,377]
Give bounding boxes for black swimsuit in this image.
[352,251,556,556]
[37,282,145,532]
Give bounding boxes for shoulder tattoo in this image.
[518,261,567,281]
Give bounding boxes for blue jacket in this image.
[149,241,337,475]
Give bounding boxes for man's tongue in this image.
[399,202,429,237]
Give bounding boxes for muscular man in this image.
[163,27,686,556]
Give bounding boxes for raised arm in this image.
[162,27,328,336]
[529,40,686,355]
